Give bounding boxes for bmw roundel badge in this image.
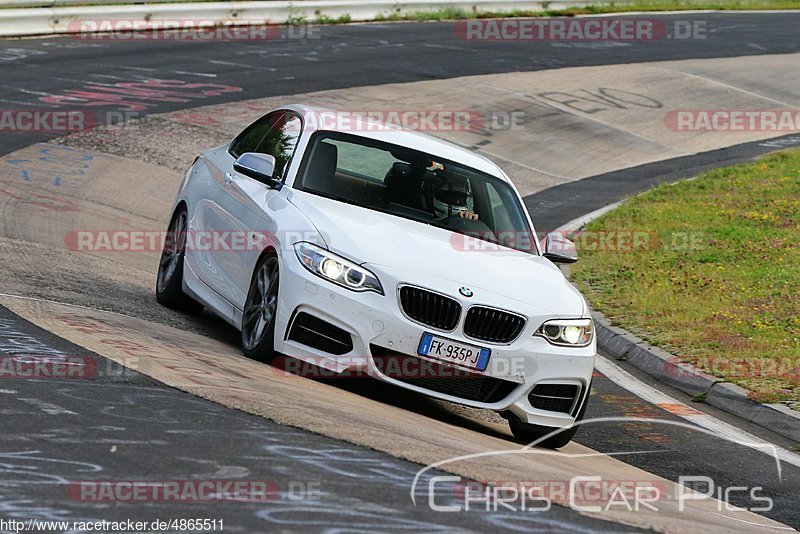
[459,287,473,297]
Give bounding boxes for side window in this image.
[254,112,302,180]
[229,112,277,158]
[326,139,399,183]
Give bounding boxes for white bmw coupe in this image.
[157,104,595,448]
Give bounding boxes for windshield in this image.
[295,132,536,253]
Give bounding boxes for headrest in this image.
[384,162,422,194]
[306,141,338,190]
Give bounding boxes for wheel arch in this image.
[252,245,280,280]
[173,199,189,216]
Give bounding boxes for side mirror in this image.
[542,232,578,264]
[233,152,280,188]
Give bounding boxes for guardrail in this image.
[0,0,606,37]
[1,0,148,7]
[0,0,597,8]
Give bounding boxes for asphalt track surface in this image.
[1,12,799,157]
[0,307,632,533]
[1,13,800,532]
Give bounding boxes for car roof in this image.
[282,103,510,181]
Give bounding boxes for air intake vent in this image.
[399,286,461,331]
[529,384,581,414]
[287,312,353,355]
[463,306,526,343]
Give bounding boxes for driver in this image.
[431,171,480,221]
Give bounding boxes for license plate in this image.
[417,332,491,372]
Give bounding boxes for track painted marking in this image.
[658,67,795,108]
[656,403,705,416]
[17,397,77,416]
[172,70,218,78]
[595,355,800,469]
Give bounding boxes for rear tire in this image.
[508,384,591,449]
[156,207,203,313]
[241,253,280,362]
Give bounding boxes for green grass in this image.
[374,6,474,21]
[570,150,800,405]
[315,13,352,24]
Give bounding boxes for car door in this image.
[187,113,276,304]
[211,110,303,312]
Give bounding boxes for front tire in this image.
[508,384,591,449]
[156,207,202,313]
[241,253,280,361]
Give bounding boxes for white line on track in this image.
[205,58,277,72]
[596,354,800,470]
[554,201,624,234]
[17,397,77,416]
[656,67,796,108]
[172,70,217,78]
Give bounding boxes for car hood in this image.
[288,191,586,316]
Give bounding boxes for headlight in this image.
[294,242,383,295]
[536,318,594,347]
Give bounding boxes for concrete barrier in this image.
[0,0,605,37]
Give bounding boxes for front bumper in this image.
[275,255,595,428]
